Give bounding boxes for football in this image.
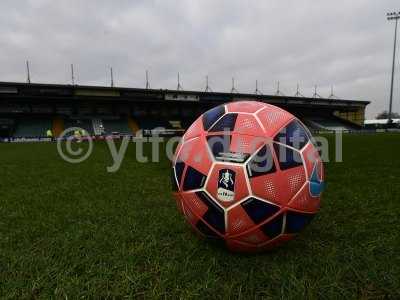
[172,101,325,252]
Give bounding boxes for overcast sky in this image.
[1,0,400,118]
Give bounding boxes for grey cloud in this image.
[0,0,399,118]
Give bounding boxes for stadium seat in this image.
[137,118,171,130]
[64,119,94,136]
[102,119,131,135]
[13,118,52,138]
[305,117,357,131]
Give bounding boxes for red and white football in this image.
[172,101,324,252]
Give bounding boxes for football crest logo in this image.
[217,169,236,202]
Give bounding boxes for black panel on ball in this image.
[247,145,276,178]
[209,113,238,132]
[206,135,231,159]
[196,192,225,234]
[196,219,221,238]
[260,213,284,238]
[274,120,310,150]
[174,161,185,186]
[273,143,303,170]
[202,105,226,130]
[241,197,280,224]
[182,166,206,191]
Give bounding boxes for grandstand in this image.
[0,81,369,140]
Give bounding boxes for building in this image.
[0,81,370,139]
[364,118,400,129]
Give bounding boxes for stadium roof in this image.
[0,81,370,111]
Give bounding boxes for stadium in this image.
[1,1,400,299]
[1,80,399,298]
[0,81,369,140]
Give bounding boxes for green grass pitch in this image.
[0,134,399,299]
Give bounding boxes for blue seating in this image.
[102,119,131,134]
[13,119,52,137]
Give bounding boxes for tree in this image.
[376,110,400,119]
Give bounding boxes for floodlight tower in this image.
[26,60,31,84]
[328,86,337,99]
[255,80,262,95]
[312,85,321,98]
[230,77,238,93]
[275,81,284,96]
[110,67,114,87]
[146,70,150,89]
[177,73,183,90]
[387,11,400,124]
[71,64,75,85]
[294,83,304,97]
[205,75,212,92]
